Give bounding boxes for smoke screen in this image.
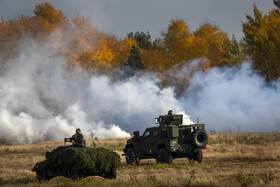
[0,38,279,144]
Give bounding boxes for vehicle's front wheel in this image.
[189,148,203,163]
[36,170,48,181]
[126,148,136,165]
[157,148,173,164]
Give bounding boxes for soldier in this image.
[168,110,173,115]
[71,128,86,147]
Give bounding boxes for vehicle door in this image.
[151,129,160,155]
[140,128,154,155]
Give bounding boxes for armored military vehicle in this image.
[123,110,208,165]
[32,144,121,181]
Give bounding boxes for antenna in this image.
[197,117,199,124]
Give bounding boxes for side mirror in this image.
[155,118,159,124]
[133,131,139,137]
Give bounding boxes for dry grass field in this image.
[0,132,280,187]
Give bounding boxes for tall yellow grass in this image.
[0,132,279,186]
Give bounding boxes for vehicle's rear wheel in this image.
[189,148,203,163]
[157,148,173,164]
[192,129,208,148]
[108,167,117,179]
[126,148,136,165]
[68,168,86,180]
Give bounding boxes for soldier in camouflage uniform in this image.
[168,110,173,115]
[71,128,86,147]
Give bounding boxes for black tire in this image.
[36,170,48,181]
[68,168,86,180]
[156,148,173,164]
[192,129,208,148]
[126,148,136,165]
[109,167,117,179]
[189,148,203,163]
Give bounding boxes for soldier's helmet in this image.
[76,128,81,134]
[168,110,173,115]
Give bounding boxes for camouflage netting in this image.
[38,146,121,175]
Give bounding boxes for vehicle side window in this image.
[154,130,159,136]
[143,130,151,137]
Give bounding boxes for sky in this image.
[0,0,275,40]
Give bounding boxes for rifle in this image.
[64,137,74,146]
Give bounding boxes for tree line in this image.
[0,2,279,94]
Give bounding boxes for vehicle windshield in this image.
[143,130,151,137]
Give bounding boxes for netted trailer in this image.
[32,146,121,181]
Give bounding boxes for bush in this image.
[231,167,256,187]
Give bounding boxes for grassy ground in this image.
[0,133,280,186]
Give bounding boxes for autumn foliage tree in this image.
[163,19,193,64]
[3,1,280,96]
[33,2,68,25]
[0,2,244,76]
[193,23,238,68]
[243,4,280,80]
[127,31,168,71]
[0,2,136,76]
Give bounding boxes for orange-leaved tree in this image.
[243,4,280,80]
[194,23,232,69]
[163,19,195,64]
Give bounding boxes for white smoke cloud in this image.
[181,63,280,132]
[0,38,192,144]
[1,37,279,144]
